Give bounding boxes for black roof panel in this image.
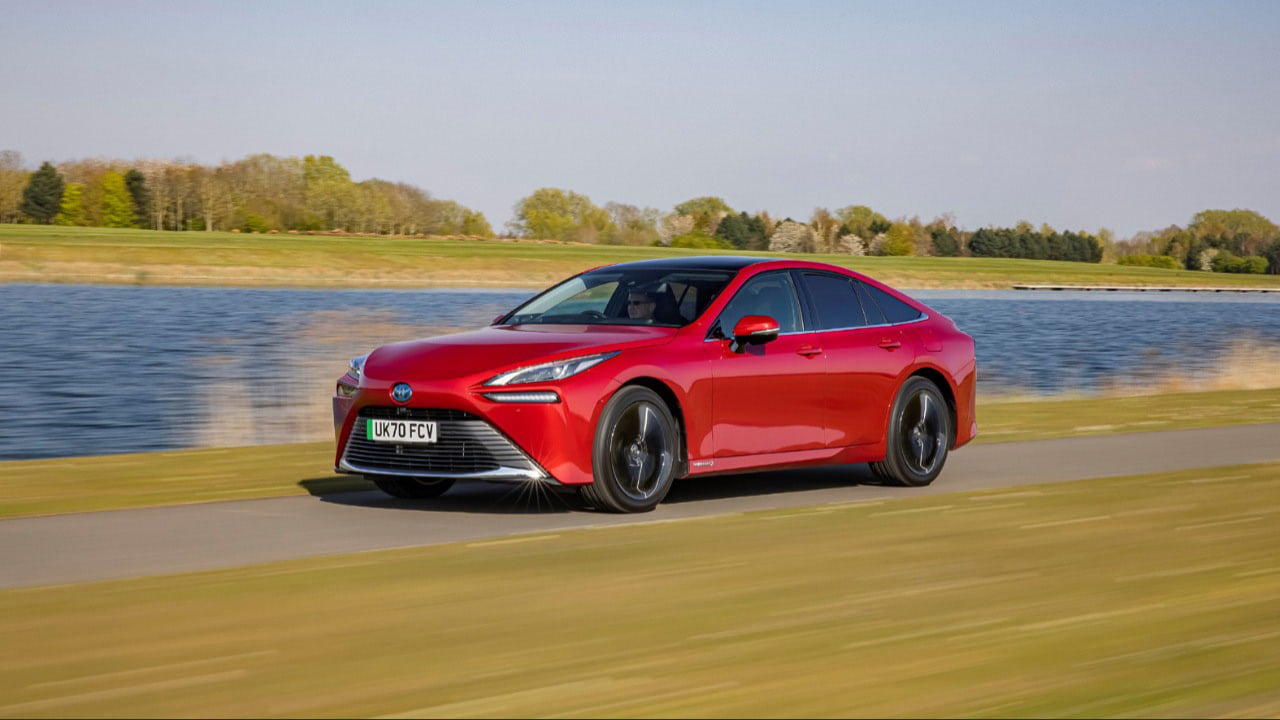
[592,256,772,272]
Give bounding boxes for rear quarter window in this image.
[861,283,924,324]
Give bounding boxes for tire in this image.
[579,386,679,513]
[369,475,455,499]
[870,376,952,487]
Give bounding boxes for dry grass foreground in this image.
[5,224,1280,290]
[1,462,1278,717]
[2,387,1279,519]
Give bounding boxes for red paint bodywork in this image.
[333,259,977,486]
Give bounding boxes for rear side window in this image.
[801,273,867,330]
[860,283,924,324]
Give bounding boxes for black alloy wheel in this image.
[581,386,679,513]
[870,376,951,487]
[370,475,456,499]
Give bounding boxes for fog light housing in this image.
[336,381,358,398]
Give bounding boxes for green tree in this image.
[511,187,610,242]
[929,226,962,256]
[20,161,65,223]
[880,223,916,256]
[836,205,890,239]
[671,231,730,249]
[674,196,733,234]
[1211,251,1268,274]
[1189,209,1279,257]
[1265,240,1280,275]
[240,213,269,233]
[714,212,750,249]
[461,210,493,237]
[302,155,358,230]
[53,183,87,226]
[124,169,151,228]
[100,171,138,227]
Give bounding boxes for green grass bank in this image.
[2,461,1278,717]
[4,224,1279,290]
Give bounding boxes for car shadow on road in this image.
[663,463,881,504]
[302,464,884,515]
[302,477,585,515]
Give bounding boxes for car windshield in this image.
[502,268,737,327]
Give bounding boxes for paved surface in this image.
[3,423,1278,589]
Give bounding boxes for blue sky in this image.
[2,0,1277,236]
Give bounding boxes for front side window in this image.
[502,269,735,327]
[714,271,804,336]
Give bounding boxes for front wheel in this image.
[579,386,679,513]
[870,376,951,487]
[369,475,455,499]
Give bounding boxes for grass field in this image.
[2,461,1278,717]
[4,224,1279,290]
[2,388,1278,519]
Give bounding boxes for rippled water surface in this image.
[1,284,1277,459]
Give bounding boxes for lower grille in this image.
[341,407,545,480]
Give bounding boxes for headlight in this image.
[347,354,368,381]
[484,351,618,386]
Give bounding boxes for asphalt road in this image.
[3,423,1278,589]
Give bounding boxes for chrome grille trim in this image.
[340,407,550,482]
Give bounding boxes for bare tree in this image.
[0,150,26,223]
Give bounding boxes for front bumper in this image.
[333,370,616,486]
[336,406,549,482]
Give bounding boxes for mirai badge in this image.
[391,382,413,404]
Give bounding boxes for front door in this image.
[708,271,827,457]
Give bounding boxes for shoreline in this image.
[5,225,1280,292]
[4,264,1278,293]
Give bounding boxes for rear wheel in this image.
[369,475,455,499]
[579,386,678,513]
[870,376,951,487]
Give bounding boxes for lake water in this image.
[1,284,1277,460]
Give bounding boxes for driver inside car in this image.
[626,288,657,321]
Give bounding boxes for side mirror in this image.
[730,315,780,353]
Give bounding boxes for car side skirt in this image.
[681,442,884,478]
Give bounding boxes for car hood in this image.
[363,324,679,383]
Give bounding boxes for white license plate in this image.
[367,419,437,444]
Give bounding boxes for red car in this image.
[332,257,976,512]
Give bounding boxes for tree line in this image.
[506,188,1277,273]
[0,151,491,236]
[1119,209,1280,275]
[2,150,1277,273]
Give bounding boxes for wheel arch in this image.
[618,376,690,478]
[907,365,958,448]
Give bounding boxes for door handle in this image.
[796,345,823,357]
[877,339,901,351]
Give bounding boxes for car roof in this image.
[592,256,774,272]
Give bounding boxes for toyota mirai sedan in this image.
[332,256,977,513]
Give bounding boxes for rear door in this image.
[798,272,916,447]
[708,271,827,457]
